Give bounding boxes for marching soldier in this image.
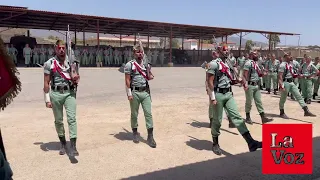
[265,54,280,94]
[40,45,47,65]
[9,44,18,65]
[43,40,80,156]
[312,57,320,99]
[206,49,262,155]
[278,54,316,118]
[242,52,273,124]
[300,56,319,104]
[123,44,156,148]
[32,45,40,66]
[23,44,32,67]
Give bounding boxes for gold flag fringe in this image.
[0,37,22,111]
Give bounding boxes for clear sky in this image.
[1,0,319,46]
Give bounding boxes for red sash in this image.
[52,60,71,80]
[219,61,233,80]
[252,61,263,77]
[286,63,298,78]
[133,61,150,81]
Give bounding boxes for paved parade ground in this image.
[1,67,320,180]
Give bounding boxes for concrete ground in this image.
[1,67,319,180]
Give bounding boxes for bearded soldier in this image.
[206,48,262,155]
[123,44,156,148]
[300,56,318,104]
[43,40,80,156]
[242,52,273,124]
[265,54,280,95]
[278,54,316,118]
[0,37,21,180]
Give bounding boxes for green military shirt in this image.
[278,62,293,79]
[243,60,260,82]
[124,59,148,87]
[265,59,280,72]
[229,56,236,67]
[237,56,246,69]
[292,60,300,72]
[301,62,318,77]
[43,57,71,87]
[23,47,32,56]
[9,47,17,56]
[206,58,231,89]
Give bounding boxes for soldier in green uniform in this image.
[88,47,95,67]
[40,45,47,65]
[43,40,80,156]
[74,47,81,66]
[278,54,316,118]
[82,47,89,66]
[108,47,114,66]
[96,47,103,67]
[9,44,18,65]
[257,54,266,90]
[237,52,246,85]
[265,54,280,94]
[312,57,320,99]
[104,47,110,66]
[300,56,319,104]
[229,53,236,67]
[32,45,40,66]
[23,44,32,67]
[206,49,262,155]
[124,44,156,148]
[47,45,55,59]
[242,52,273,124]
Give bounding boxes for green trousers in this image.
[208,98,229,119]
[211,92,248,137]
[40,55,46,64]
[279,82,306,109]
[266,72,278,90]
[313,78,319,95]
[300,78,313,99]
[130,90,153,129]
[245,85,264,113]
[33,55,39,64]
[50,90,77,138]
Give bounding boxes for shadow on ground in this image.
[264,113,313,124]
[34,142,78,164]
[121,136,320,180]
[110,128,148,144]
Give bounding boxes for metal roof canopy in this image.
[0,5,300,39]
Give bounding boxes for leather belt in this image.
[248,81,258,86]
[214,87,232,94]
[284,78,294,83]
[131,86,147,92]
[51,85,73,93]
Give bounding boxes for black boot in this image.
[290,94,295,100]
[303,106,316,117]
[274,89,277,95]
[245,113,253,124]
[132,128,140,143]
[266,88,271,94]
[260,112,273,123]
[147,128,156,148]
[70,138,79,156]
[306,99,311,104]
[209,118,213,128]
[242,131,262,152]
[212,137,222,155]
[58,136,67,155]
[313,93,316,100]
[227,117,236,128]
[280,109,289,119]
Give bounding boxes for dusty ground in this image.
[1,67,319,180]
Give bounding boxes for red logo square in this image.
[262,124,312,174]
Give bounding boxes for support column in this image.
[182,36,184,50]
[198,37,200,63]
[200,38,203,62]
[74,25,77,46]
[239,32,242,56]
[120,34,122,47]
[268,33,272,52]
[134,33,137,45]
[97,20,100,48]
[147,30,150,49]
[168,26,173,67]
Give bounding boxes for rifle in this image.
[67,25,80,94]
[212,35,239,84]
